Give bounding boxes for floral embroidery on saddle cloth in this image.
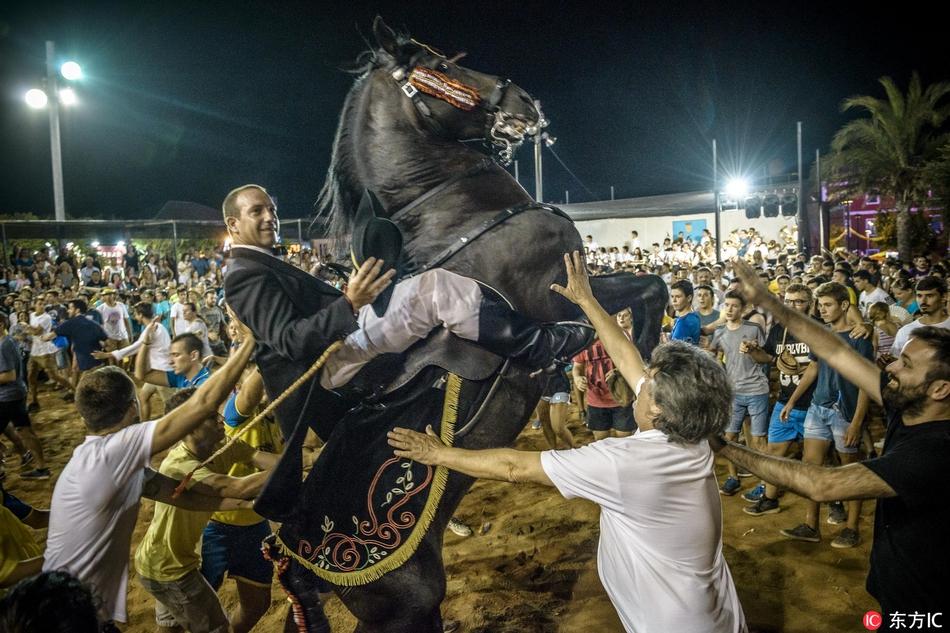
[408,67,481,111]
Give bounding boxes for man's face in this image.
[190,415,225,454]
[67,303,80,318]
[777,277,790,294]
[183,304,196,320]
[169,341,199,375]
[228,188,280,248]
[914,257,929,271]
[696,288,713,310]
[784,291,811,315]
[615,308,632,330]
[817,295,848,324]
[204,293,216,307]
[91,271,101,280]
[723,298,743,322]
[883,338,945,417]
[853,277,869,292]
[669,289,691,312]
[832,271,848,285]
[105,293,116,306]
[916,289,945,315]
[32,298,44,313]
[696,270,711,285]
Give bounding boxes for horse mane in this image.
[312,29,419,245]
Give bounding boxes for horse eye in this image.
[437,62,450,72]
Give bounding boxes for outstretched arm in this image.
[713,438,895,502]
[387,426,554,487]
[550,251,647,390]
[732,259,882,404]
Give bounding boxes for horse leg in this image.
[263,536,332,633]
[589,273,669,358]
[337,536,447,633]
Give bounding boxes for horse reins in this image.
[171,341,344,498]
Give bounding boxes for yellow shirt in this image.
[134,440,255,582]
[211,409,282,527]
[0,505,42,590]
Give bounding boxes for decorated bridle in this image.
[387,43,539,165]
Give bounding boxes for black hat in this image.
[350,190,404,317]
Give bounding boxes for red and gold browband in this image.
[408,67,481,111]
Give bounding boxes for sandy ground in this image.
[5,386,880,632]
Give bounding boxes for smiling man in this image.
[719,259,950,627]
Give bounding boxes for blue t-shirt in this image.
[165,365,211,389]
[54,316,108,371]
[810,330,874,421]
[671,312,702,345]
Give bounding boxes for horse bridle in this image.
[389,56,538,165]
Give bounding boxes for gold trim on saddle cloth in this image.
[273,373,461,586]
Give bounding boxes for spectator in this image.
[887,276,949,360]
[854,269,893,317]
[669,279,701,344]
[42,326,256,626]
[49,299,109,384]
[95,288,133,352]
[137,331,210,390]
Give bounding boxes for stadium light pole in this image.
[23,41,82,222]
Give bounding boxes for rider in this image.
[223,184,593,427]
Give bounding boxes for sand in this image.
[5,387,878,632]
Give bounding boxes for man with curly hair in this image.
[388,252,747,633]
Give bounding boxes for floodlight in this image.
[61,61,83,81]
[91,241,100,248]
[59,87,78,106]
[25,88,48,109]
[725,178,749,200]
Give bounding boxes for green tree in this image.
[828,73,950,260]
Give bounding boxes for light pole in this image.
[24,41,82,222]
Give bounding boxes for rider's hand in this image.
[346,257,396,312]
[575,376,588,392]
[388,425,446,465]
[550,251,595,306]
[225,304,254,344]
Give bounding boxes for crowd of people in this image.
[0,197,948,632]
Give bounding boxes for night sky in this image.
[1,1,946,221]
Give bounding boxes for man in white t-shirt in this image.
[175,302,212,359]
[389,252,747,633]
[95,288,133,352]
[854,270,893,318]
[25,295,74,410]
[42,318,256,625]
[888,276,949,359]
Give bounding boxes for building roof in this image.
[560,191,715,221]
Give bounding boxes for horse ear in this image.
[372,16,400,57]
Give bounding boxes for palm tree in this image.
[828,73,950,260]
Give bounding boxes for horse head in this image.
[369,17,542,166]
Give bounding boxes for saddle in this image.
[337,329,504,403]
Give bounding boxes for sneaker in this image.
[827,501,848,525]
[831,528,860,549]
[20,468,51,480]
[780,523,821,543]
[737,469,754,478]
[19,451,34,469]
[742,483,766,502]
[744,496,781,516]
[447,517,473,537]
[719,476,741,496]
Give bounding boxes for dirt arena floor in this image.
[5,387,881,632]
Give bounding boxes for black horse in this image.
[282,18,668,632]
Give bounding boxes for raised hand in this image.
[550,251,594,306]
[345,257,397,312]
[731,258,771,305]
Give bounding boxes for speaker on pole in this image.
[763,194,780,218]
[781,193,798,217]
[744,196,762,219]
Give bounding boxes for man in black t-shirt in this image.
[741,283,816,515]
[717,259,950,631]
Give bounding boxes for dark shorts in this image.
[200,520,273,588]
[0,398,31,433]
[586,405,636,432]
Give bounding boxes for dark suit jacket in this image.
[224,247,359,440]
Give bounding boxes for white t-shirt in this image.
[170,302,185,334]
[43,419,158,623]
[177,318,212,358]
[111,323,173,371]
[29,311,58,356]
[890,315,950,357]
[96,302,130,340]
[858,286,893,317]
[540,430,747,633]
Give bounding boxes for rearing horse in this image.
[285,18,668,632]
